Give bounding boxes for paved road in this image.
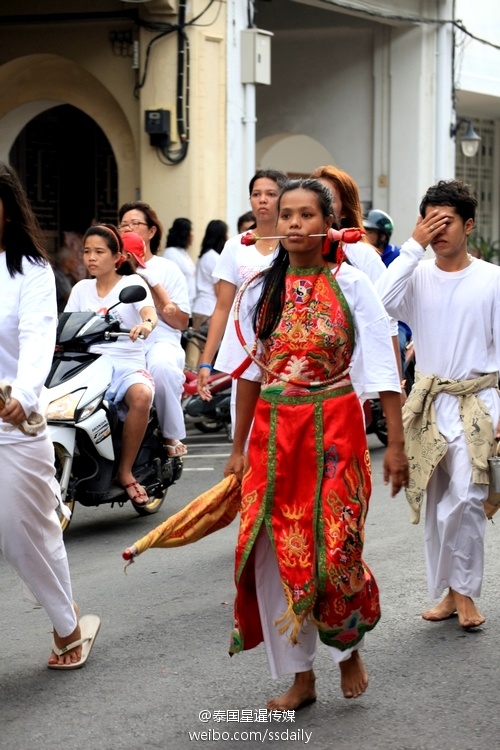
[1,429,499,750]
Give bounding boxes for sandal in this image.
[120,481,149,506]
[165,440,188,457]
[48,615,101,670]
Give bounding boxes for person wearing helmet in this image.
[363,209,400,267]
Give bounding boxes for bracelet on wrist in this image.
[198,363,213,373]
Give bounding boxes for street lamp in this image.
[450,118,481,158]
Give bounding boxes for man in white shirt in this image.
[376,179,500,630]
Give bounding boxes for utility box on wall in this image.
[241,29,273,85]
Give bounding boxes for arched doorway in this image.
[10,104,117,254]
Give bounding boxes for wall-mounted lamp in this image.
[450,118,481,158]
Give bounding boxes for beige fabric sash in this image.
[403,370,499,524]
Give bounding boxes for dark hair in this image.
[253,178,333,340]
[118,201,163,255]
[166,217,192,250]
[248,169,288,195]
[199,219,228,258]
[0,162,50,277]
[419,180,477,223]
[84,223,123,255]
[237,211,256,233]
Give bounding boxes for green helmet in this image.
[363,209,394,241]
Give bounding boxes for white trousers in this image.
[0,436,77,637]
[254,528,360,679]
[425,432,488,599]
[146,339,186,440]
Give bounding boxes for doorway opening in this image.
[10,104,118,254]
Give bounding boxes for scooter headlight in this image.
[46,389,85,422]
[76,394,104,422]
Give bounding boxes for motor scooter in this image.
[41,285,183,531]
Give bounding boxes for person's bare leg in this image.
[339,650,369,699]
[48,602,82,666]
[115,385,151,501]
[267,669,316,711]
[422,588,457,621]
[451,589,485,629]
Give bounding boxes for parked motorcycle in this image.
[182,368,232,435]
[41,285,183,532]
[181,327,232,436]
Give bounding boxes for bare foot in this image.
[422,589,457,621]
[267,670,316,711]
[339,650,369,699]
[48,602,82,667]
[451,590,485,629]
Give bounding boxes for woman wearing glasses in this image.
[118,202,191,458]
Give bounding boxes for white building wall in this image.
[456,0,500,98]
[226,0,257,235]
[256,26,375,203]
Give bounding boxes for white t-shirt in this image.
[144,254,191,348]
[192,249,220,316]
[221,263,400,402]
[376,238,500,437]
[214,233,277,374]
[65,275,154,370]
[161,246,196,308]
[0,255,57,444]
[344,241,398,336]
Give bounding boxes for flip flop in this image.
[48,614,101,670]
[165,440,188,457]
[121,481,149,506]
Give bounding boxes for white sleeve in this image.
[205,251,220,282]
[344,243,399,336]
[161,261,191,315]
[130,275,155,312]
[12,262,57,415]
[338,268,400,400]
[213,235,241,285]
[65,281,84,312]
[374,237,425,321]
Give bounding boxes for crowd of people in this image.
[1,158,499,717]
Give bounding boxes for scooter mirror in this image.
[118,285,147,304]
[105,285,147,321]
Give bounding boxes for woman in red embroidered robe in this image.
[224,179,408,710]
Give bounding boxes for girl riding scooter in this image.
[65,224,157,505]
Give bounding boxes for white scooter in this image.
[41,285,183,531]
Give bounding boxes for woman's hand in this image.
[224,451,247,483]
[129,321,153,341]
[0,397,27,426]
[197,367,213,401]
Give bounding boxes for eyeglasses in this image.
[119,220,148,231]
